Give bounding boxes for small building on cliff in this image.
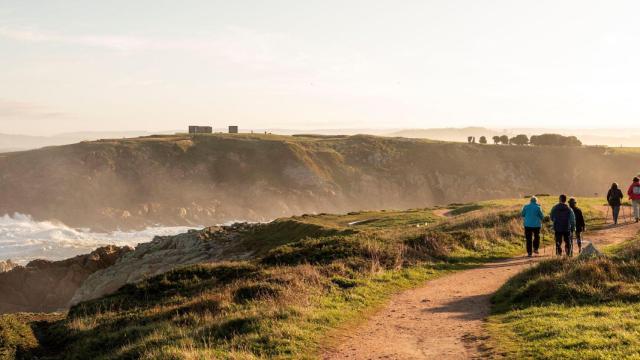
[188,125,212,134]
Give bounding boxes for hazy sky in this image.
[1,1,640,135]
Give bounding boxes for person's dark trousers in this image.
[555,231,572,256]
[575,230,582,253]
[612,205,620,224]
[524,227,541,256]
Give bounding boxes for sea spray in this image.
[0,213,195,264]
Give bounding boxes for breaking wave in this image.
[0,213,195,265]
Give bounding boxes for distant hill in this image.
[0,133,636,230]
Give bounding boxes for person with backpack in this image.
[550,194,576,256]
[607,183,624,224]
[568,198,585,253]
[521,196,544,257]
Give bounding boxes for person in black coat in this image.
[607,183,624,224]
[569,198,586,254]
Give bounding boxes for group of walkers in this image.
[521,195,584,257]
[521,177,640,258]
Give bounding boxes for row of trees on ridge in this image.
[467,134,582,146]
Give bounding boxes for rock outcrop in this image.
[0,245,132,314]
[70,220,344,306]
[70,224,255,305]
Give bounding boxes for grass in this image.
[0,197,604,359]
[488,223,640,359]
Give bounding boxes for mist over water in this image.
[0,213,196,265]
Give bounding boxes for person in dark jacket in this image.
[607,183,624,224]
[568,198,585,253]
[550,194,576,256]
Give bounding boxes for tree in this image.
[467,136,473,144]
[499,135,509,144]
[529,133,582,146]
[509,134,529,145]
[479,136,487,144]
[492,136,500,144]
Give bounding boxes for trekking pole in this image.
[605,206,610,225]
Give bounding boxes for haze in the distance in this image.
[2,0,640,135]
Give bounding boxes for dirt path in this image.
[323,220,640,360]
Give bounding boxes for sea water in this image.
[0,213,195,265]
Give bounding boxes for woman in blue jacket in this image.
[522,196,545,257]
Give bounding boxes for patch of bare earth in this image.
[323,218,640,359]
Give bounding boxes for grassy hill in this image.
[488,225,640,358]
[0,197,575,359]
[0,133,635,230]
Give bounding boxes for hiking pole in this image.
[605,206,610,225]
[542,228,546,257]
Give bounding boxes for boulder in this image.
[0,245,132,314]
[578,242,602,259]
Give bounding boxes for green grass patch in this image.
[488,304,640,359]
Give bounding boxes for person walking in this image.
[550,194,576,256]
[521,196,544,257]
[607,183,624,224]
[628,177,640,223]
[568,198,585,253]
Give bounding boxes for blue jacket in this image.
[522,198,544,228]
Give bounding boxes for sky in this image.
[1,1,640,135]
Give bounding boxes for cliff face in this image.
[0,134,633,230]
[0,245,132,314]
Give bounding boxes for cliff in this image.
[0,133,632,230]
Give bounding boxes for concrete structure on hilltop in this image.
[229,126,239,134]
[188,126,212,134]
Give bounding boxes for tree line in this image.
[467,134,582,146]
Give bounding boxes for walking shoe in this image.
[533,250,539,255]
[527,254,533,258]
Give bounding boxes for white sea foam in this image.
[0,213,195,265]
